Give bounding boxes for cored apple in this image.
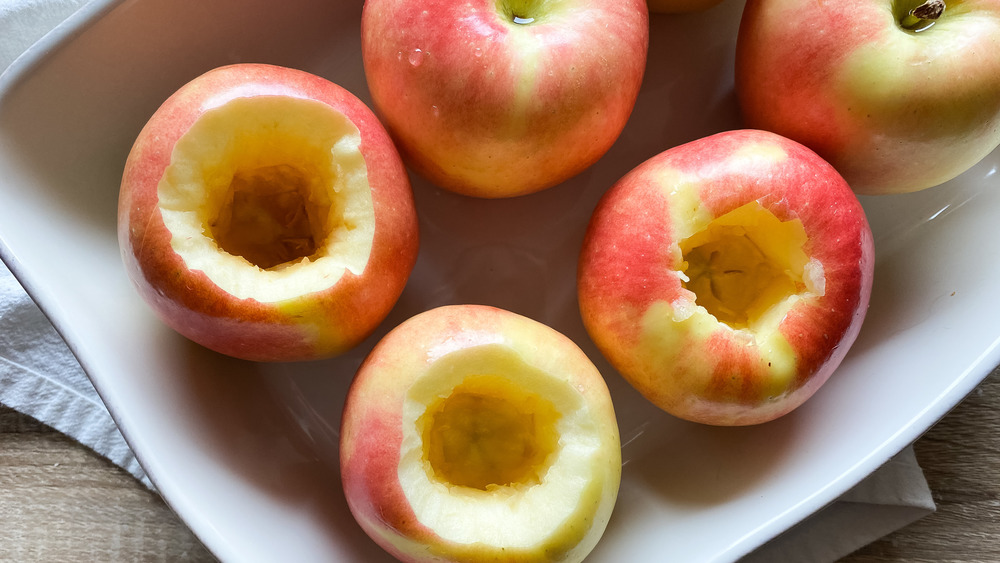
[117,63,419,362]
[360,0,649,198]
[340,304,621,562]
[736,0,1000,194]
[578,129,874,426]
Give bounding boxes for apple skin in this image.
[736,0,1000,195]
[360,0,649,198]
[118,63,419,362]
[340,304,621,563]
[578,129,874,426]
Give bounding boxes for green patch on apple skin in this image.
[638,297,798,409]
[638,299,719,394]
[836,24,1000,143]
[509,39,542,137]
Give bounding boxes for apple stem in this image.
[900,0,945,30]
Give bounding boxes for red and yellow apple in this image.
[360,0,649,198]
[736,0,1000,195]
[117,63,419,362]
[577,129,874,426]
[340,304,621,562]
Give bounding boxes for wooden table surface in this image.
[2,368,998,562]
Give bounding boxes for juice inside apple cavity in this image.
[680,201,817,330]
[196,98,348,272]
[419,374,561,491]
[211,164,330,270]
[398,346,609,548]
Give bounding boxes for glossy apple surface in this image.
[118,63,419,362]
[340,304,621,563]
[361,0,649,198]
[578,129,874,426]
[736,0,1000,195]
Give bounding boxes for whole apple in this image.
[578,129,874,426]
[340,304,621,563]
[736,0,1000,195]
[118,63,419,362]
[360,0,649,198]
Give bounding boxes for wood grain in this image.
[843,368,1000,563]
[0,406,214,562]
[1,368,997,562]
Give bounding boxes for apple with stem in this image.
[360,0,649,198]
[736,0,1000,195]
[340,304,621,562]
[118,63,419,362]
[578,129,874,426]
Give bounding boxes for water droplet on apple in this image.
[474,47,483,58]
[513,15,534,24]
[432,105,440,117]
[408,49,425,67]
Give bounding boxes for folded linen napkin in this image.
[0,0,935,560]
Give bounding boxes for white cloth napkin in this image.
[0,1,935,560]
[742,445,936,561]
[0,264,151,488]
